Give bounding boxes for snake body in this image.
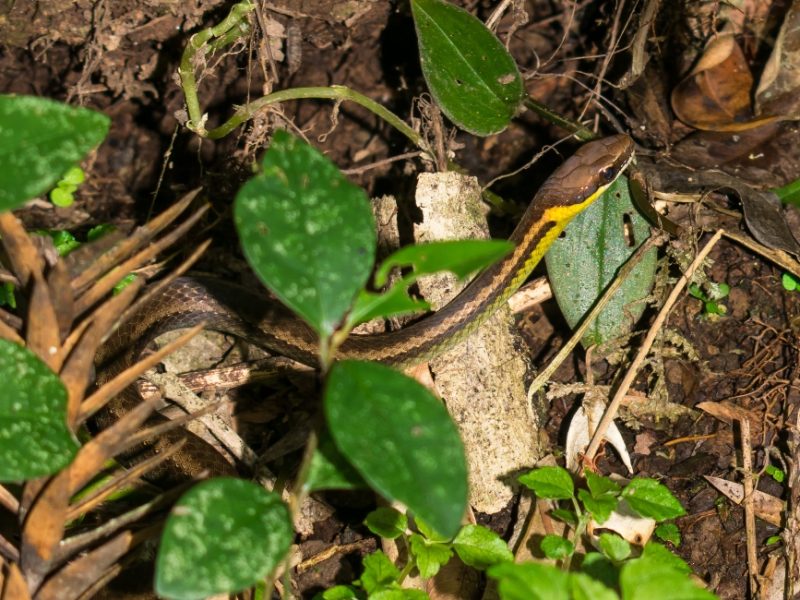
[110,134,634,369]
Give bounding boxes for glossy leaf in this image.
[452,524,513,569]
[325,360,467,538]
[518,466,574,500]
[546,177,657,348]
[0,95,109,210]
[155,478,292,599]
[773,176,800,207]
[578,489,617,525]
[0,339,79,481]
[622,478,686,521]
[234,130,376,340]
[411,0,524,135]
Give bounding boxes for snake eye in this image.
[600,166,616,182]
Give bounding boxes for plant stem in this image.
[523,97,596,141]
[179,0,255,134]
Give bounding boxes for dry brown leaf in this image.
[704,475,784,526]
[672,35,780,131]
[756,0,800,117]
[2,561,32,600]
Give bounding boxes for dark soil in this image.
[2,1,799,598]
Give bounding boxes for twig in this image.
[584,229,725,462]
[740,416,760,597]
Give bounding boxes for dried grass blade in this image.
[71,189,201,292]
[66,440,187,522]
[73,204,208,317]
[25,272,61,372]
[35,531,134,600]
[0,213,44,287]
[2,561,31,599]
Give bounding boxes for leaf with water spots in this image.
[234,131,376,343]
[0,95,109,211]
[325,360,468,538]
[155,478,292,599]
[0,339,79,481]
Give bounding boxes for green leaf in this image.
[654,523,681,547]
[622,478,685,521]
[783,272,799,291]
[234,130,376,340]
[49,186,74,207]
[772,176,800,207]
[373,240,514,287]
[620,547,717,600]
[488,562,570,600]
[639,542,692,574]
[550,508,579,527]
[371,590,429,600]
[415,516,450,543]
[358,551,401,594]
[0,95,109,211]
[598,533,631,562]
[0,339,79,481]
[569,572,619,600]
[60,165,85,186]
[765,464,785,483]
[347,283,431,330]
[410,0,524,135]
[580,552,618,590]
[578,489,617,525]
[154,478,292,599]
[87,223,116,241]
[540,535,574,560]
[409,533,453,578]
[546,177,658,348]
[452,524,513,569]
[585,470,622,498]
[365,507,408,539]
[36,229,80,256]
[306,428,368,492]
[518,466,574,500]
[317,585,362,600]
[326,360,467,538]
[346,240,513,330]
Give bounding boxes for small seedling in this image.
[782,272,799,292]
[689,281,730,316]
[765,464,785,483]
[49,165,85,207]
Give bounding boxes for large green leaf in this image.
[488,562,570,600]
[0,339,79,481]
[411,0,524,135]
[234,130,376,341]
[0,95,109,211]
[545,176,657,348]
[325,360,467,538]
[155,478,292,599]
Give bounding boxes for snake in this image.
[98,134,634,479]
[108,134,635,372]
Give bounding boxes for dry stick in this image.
[584,229,725,462]
[740,416,760,597]
[527,232,665,399]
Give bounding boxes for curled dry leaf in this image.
[565,397,633,474]
[671,35,780,132]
